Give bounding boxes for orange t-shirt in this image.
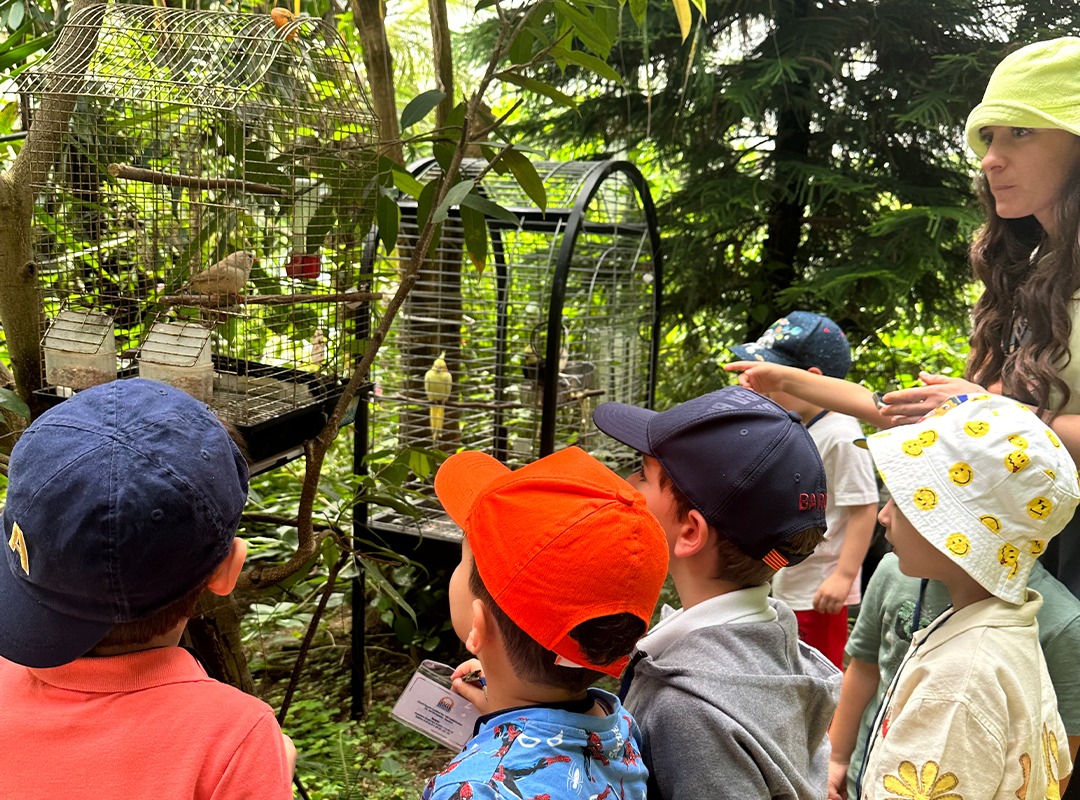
[0,647,292,799]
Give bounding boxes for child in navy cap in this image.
[0,378,294,799]
[594,386,841,800]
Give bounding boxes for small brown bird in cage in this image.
[184,251,254,296]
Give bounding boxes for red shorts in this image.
[793,608,848,670]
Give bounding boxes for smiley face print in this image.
[964,421,990,437]
[1007,434,1028,449]
[999,543,1020,578]
[917,430,938,447]
[981,514,1002,533]
[1004,450,1031,473]
[1047,430,1062,448]
[912,488,938,511]
[949,462,974,486]
[902,440,924,457]
[945,533,971,557]
[1027,496,1053,520]
[1030,540,1047,556]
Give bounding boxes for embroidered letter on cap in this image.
[799,492,827,511]
[7,521,28,576]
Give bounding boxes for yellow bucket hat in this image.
[965,37,1080,157]
[866,395,1080,604]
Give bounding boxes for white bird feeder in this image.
[138,320,213,402]
[43,310,117,392]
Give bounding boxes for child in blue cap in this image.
[0,379,294,799]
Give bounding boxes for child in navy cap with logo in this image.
[854,395,1075,799]
[0,379,294,799]
[593,386,842,800]
[731,311,879,669]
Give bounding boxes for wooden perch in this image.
[384,388,607,410]
[107,162,287,196]
[160,291,383,306]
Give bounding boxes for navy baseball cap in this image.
[593,386,827,568]
[0,379,249,668]
[730,311,851,378]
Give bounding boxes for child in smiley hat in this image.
[857,394,1077,800]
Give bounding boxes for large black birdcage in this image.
[360,157,662,544]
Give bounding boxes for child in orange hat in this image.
[421,446,670,800]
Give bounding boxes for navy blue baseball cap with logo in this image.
[730,311,852,379]
[0,378,249,668]
[593,386,827,568]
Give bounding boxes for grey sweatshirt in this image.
[623,599,841,799]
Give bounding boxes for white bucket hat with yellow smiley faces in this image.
[865,394,1080,604]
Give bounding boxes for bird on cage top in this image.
[183,251,254,297]
[270,7,299,42]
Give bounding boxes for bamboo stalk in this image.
[107,162,287,196]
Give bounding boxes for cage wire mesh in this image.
[24,3,380,458]
[363,159,662,541]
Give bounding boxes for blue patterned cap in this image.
[730,311,852,378]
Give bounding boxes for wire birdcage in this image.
[24,4,380,462]
[362,158,662,542]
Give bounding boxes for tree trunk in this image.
[758,0,811,331]
[182,591,255,693]
[2,0,107,417]
[351,0,404,165]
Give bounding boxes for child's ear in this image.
[465,597,491,655]
[207,537,247,596]
[673,509,712,559]
[807,366,824,376]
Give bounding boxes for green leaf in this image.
[460,192,520,226]
[551,46,623,84]
[408,448,432,479]
[508,25,536,66]
[381,158,424,198]
[376,189,400,255]
[362,558,417,624]
[400,89,446,131]
[501,148,547,211]
[460,201,489,274]
[416,179,439,230]
[672,0,692,41]
[7,2,25,31]
[628,0,647,26]
[432,179,475,224]
[433,139,456,172]
[496,72,577,110]
[553,0,611,57]
[0,388,30,420]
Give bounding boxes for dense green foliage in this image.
[469,1,1080,384]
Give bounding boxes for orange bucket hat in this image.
[435,446,669,677]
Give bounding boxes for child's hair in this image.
[657,466,825,587]
[469,562,645,692]
[91,578,211,651]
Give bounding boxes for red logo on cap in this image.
[799,492,827,511]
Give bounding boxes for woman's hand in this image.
[450,658,489,713]
[879,372,987,424]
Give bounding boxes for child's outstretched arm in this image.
[827,657,880,800]
[723,361,894,429]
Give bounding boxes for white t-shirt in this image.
[771,411,878,609]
